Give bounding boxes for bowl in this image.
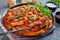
[45,2,57,12]
[1,3,54,38]
[55,12,60,23]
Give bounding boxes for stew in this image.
[4,5,52,36]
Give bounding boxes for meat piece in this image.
[31,25,39,31]
[39,15,48,23]
[29,21,43,27]
[29,21,46,31]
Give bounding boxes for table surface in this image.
[0,0,60,40]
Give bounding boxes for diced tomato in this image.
[41,20,45,23]
[48,20,52,26]
[32,25,39,31]
[13,19,18,22]
[38,13,41,16]
[23,20,28,23]
[34,25,39,29]
[46,20,52,27]
[23,19,29,26]
[23,17,29,23]
[48,21,50,26]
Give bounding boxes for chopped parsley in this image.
[51,0,60,7]
[15,16,20,19]
[34,3,52,17]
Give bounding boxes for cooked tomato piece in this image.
[32,25,39,31]
[26,12,33,15]
[13,19,18,22]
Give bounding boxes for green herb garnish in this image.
[51,0,60,7]
[34,3,52,17]
[15,16,20,19]
[29,15,37,20]
[30,16,34,18]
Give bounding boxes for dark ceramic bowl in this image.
[55,12,60,23]
[1,3,54,38]
[45,2,57,12]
